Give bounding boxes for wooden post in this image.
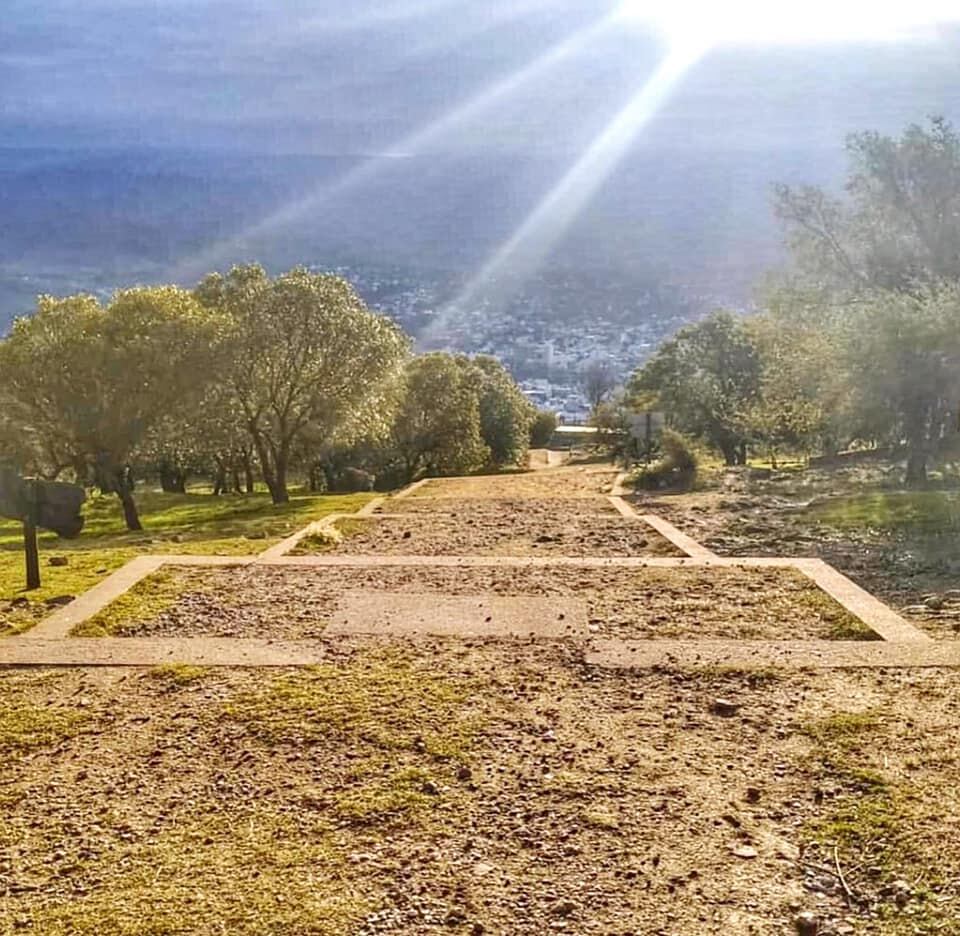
[23,479,40,591]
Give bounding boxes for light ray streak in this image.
[423,42,703,344]
[171,12,617,283]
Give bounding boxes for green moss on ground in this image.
[0,674,90,753]
[810,491,960,537]
[72,568,198,637]
[147,663,210,687]
[16,809,372,936]
[801,708,958,934]
[224,655,478,757]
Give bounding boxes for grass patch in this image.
[147,663,209,687]
[71,568,196,637]
[696,665,784,686]
[290,517,373,553]
[810,491,960,537]
[803,710,882,749]
[0,487,372,636]
[333,766,440,824]
[0,684,89,753]
[17,808,373,936]
[223,655,479,758]
[793,585,879,641]
[800,708,958,933]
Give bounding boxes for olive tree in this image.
[0,287,222,529]
[389,352,489,482]
[628,311,761,465]
[196,265,409,504]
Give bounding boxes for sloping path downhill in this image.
[4,461,934,659]
[2,463,960,936]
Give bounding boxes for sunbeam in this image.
[421,41,704,346]
[171,10,618,283]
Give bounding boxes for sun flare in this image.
[618,0,959,49]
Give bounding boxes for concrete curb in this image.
[585,639,959,670]
[608,495,718,559]
[2,637,958,670]
[257,512,345,560]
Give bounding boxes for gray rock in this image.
[712,698,741,717]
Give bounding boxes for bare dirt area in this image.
[410,466,619,500]
[299,513,681,558]
[382,497,620,517]
[627,470,960,640]
[2,647,957,936]
[93,564,871,641]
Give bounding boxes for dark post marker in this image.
[23,479,40,590]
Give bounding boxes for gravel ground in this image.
[6,647,955,935]
[304,513,681,558]
[410,467,619,499]
[627,486,960,641]
[381,497,620,517]
[110,564,868,641]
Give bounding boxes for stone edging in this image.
[4,464,941,669]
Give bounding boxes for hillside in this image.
[0,143,842,327]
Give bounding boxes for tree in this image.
[389,353,490,482]
[143,382,253,495]
[774,117,960,294]
[772,117,960,483]
[529,410,558,448]
[0,288,222,529]
[472,355,536,467]
[581,358,617,416]
[843,287,960,483]
[628,311,761,465]
[195,265,409,504]
[742,305,851,464]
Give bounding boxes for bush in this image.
[529,410,558,448]
[633,429,698,491]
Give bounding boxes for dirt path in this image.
[0,464,955,935]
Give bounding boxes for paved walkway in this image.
[2,463,945,669]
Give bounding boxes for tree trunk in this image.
[251,433,289,505]
[211,459,226,496]
[160,464,187,494]
[159,462,177,493]
[115,471,143,531]
[738,441,748,466]
[905,450,928,487]
[244,457,255,494]
[271,457,290,504]
[232,468,242,494]
[720,442,738,467]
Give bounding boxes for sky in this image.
[4,0,960,157]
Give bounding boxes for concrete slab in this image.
[326,592,588,638]
[392,479,430,499]
[608,498,718,559]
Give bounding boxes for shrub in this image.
[633,429,698,491]
[529,410,558,448]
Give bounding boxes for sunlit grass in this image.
[810,491,960,537]
[0,486,373,636]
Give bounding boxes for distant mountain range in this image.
[5,2,959,330]
[0,141,846,327]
